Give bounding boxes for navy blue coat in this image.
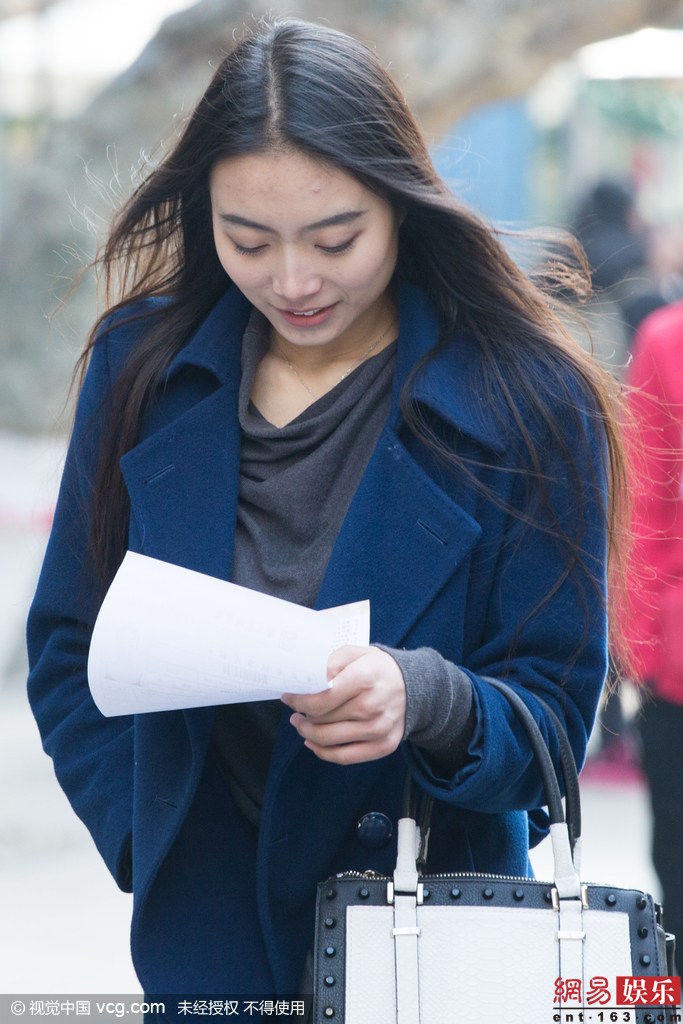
[27,283,608,995]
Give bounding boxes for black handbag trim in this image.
[310,873,669,1023]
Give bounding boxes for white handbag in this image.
[309,678,679,1023]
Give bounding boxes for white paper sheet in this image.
[87,551,370,717]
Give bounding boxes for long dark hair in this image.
[80,16,626,652]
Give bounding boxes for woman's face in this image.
[209,149,401,355]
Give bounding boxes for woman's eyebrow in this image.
[217,210,368,232]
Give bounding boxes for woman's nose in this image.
[271,250,323,303]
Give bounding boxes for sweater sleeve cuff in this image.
[374,644,475,766]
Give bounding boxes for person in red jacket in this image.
[621,298,683,974]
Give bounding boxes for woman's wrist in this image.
[373,643,475,767]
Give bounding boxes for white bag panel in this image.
[345,903,634,1024]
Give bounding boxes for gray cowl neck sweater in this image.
[212,312,473,825]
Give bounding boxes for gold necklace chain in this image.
[276,321,397,401]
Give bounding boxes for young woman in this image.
[27,17,625,999]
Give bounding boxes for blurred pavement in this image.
[0,431,140,993]
[0,431,661,995]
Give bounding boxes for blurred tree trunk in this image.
[2,0,681,431]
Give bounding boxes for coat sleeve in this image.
[405,375,609,818]
[26,332,134,891]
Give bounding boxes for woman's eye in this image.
[319,238,356,255]
[233,242,267,256]
[230,237,356,256]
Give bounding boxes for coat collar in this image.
[163,285,252,385]
[162,282,510,455]
[393,285,510,453]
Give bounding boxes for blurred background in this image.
[2,0,682,994]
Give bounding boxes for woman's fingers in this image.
[282,646,406,764]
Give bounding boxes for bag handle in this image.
[539,696,581,852]
[391,679,587,1024]
[405,676,582,866]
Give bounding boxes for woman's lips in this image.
[278,303,337,328]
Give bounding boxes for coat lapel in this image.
[119,288,250,580]
[315,424,482,645]
[119,383,242,579]
[315,284,506,646]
